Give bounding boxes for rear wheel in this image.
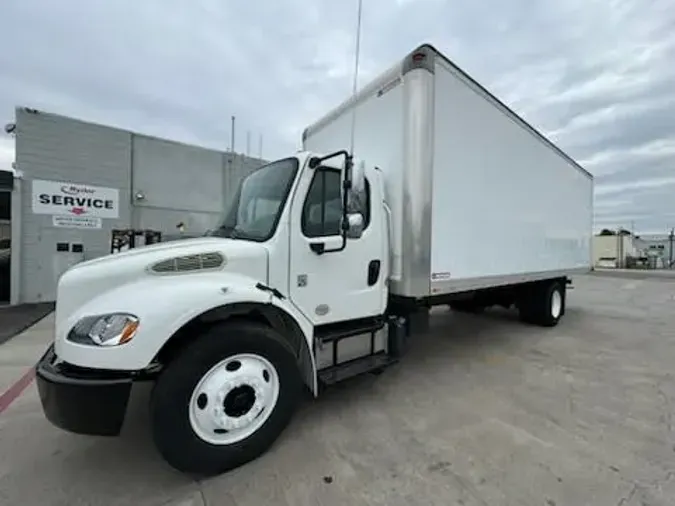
[150,320,302,476]
[518,280,565,327]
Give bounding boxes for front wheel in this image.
[150,320,302,476]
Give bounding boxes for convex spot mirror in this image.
[351,159,366,195]
[345,212,364,239]
[346,159,367,214]
[345,160,367,240]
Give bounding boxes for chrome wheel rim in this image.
[188,353,280,445]
[551,290,562,319]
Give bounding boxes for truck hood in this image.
[56,237,268,320]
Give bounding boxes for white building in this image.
[592,233,640,268]
[635,234,673,268]
[592,232,674,269]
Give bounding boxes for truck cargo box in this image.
[303,43,593,299]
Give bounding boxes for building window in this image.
[0,192,10,221]
[0,171,12,191]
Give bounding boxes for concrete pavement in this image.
[1,274,674,505]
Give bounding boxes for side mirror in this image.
[346,159,367,218]
[351,159,366,195]
[345,212,364,239]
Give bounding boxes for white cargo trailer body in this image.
[303,44,593,298]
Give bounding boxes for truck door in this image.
[288,164,386,326]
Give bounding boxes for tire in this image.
[150,320,302,477]
[518,280,565,327]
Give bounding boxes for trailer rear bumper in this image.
[35,344,133,436]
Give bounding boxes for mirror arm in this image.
[308,150,350,169]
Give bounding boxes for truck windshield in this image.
[211,157,299,242]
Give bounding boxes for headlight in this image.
[67,313,140,347]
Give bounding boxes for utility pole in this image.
[669,227,674,269]
[230,116,236,153]
[616,227,623,268]
[246,131,251,157]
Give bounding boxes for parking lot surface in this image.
[1,272,674,505]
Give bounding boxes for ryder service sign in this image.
[32,179,120,219]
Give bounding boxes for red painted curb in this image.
[0,367,36,414]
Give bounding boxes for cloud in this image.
[0,0,674,233]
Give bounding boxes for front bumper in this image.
[35,344,133,436]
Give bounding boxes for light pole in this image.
[616,226,624,268]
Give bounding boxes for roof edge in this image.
[402,43,436,75]
[422,45,592,179]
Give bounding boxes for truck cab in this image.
[210,152,389,328]
[36,150,399,477]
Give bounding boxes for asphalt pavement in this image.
[1,272,674,505]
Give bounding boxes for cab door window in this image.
[301,168,371,238]
[302,169,342,238]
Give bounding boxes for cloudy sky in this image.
[1,0,674,234]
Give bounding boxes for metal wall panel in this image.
[14,108,267,303]
[15,108,132,302]
[130,136,264,238]
[131,134,223,213]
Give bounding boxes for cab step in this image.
[315,316,385,344]
[318,352,397,386]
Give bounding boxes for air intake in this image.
[150,252,225,274]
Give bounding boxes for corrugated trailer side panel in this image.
[429,57,593,294]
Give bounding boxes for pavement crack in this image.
[616,483,637,506]
[657,381,673,437]
[196,479,208,506]
[615,469,675,505]
[650,470,675,493]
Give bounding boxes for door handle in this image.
[309,236,345,255]
[368,260,381,286]
[309,242,325,255]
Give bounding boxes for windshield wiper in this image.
[212,224,237,238]
[213,224,257,240]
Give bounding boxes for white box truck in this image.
[35,44,593,476]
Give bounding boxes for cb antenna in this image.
[348,0,364,157]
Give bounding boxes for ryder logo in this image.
[60,184,95,196]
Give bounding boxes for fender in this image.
[54,273,317,393]
[157,290,318,395]
[269,294,317,393]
